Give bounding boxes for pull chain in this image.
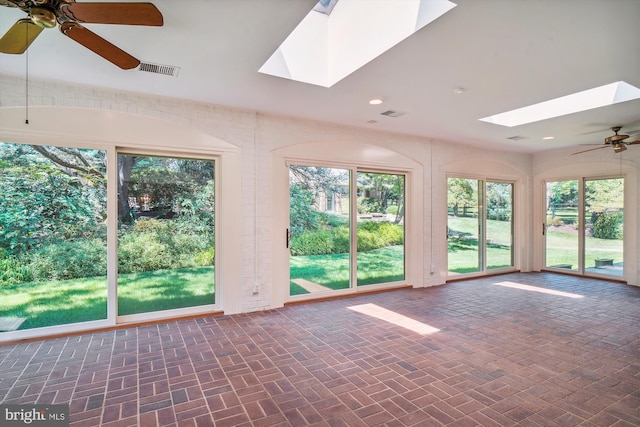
[25,19,30,125]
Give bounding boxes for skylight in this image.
[480,81,640,127]
[259,0,456,87]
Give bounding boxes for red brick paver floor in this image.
[1,272,639,426]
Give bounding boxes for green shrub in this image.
[593,212,623,240]
[385,206,399,215]
[547,216,564,227]
[0,249,32,285]
[356,229,387,251]
[290,222,404,256]
[132,218,169,233]
[194,248,215,266]
[332,226,350,253]
[27,238,107,281]
[290,229,334,256]
[118,232,173,273]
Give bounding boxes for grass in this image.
[448,216,623,273]
[546,226,622,269]
[0,266,214,330]
[289,245,404,295]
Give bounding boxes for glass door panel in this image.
[584,178,623,277]
[545,180,579,271]
[447,178,482,274]
[356,172,405,286]
[289,165,350,296]
[486,181,514,269]
[117,154,215,316]
[0,143,107,331]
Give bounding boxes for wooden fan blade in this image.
[60,22,140,69]
[572,145,608,155]
[0,19,44,54]
[627,137,640,145]
[61,3,163,26]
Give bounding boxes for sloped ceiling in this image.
[1,0,639,153]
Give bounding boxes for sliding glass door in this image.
[545,180,579,272]
[357,171,405,286]
[117,154,216,316]
[584,178,623,276]
[447,177,514,275]
[288,165,406,297]
[546,178,623,277]
[288,165,351,295]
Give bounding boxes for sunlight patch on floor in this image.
[494,281,584,299]
[347,303,440,335]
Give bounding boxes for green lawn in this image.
[0,266,214,330]
[290,245,404,295]
[545,226,622,270]
[448,216,622,273]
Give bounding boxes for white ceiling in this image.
[1,0,639,153]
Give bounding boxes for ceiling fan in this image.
[0,0,163,69]
[572,126,640,155]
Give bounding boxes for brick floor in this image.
[1,272,639,426]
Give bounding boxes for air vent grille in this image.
[138,62,180,77]
[380,110,405,118]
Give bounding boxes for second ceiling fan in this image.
[0,0,163,69]
[573,126,640,155]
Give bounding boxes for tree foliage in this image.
[0,142,216,285]
[448,178,477,217]
[0,144,106,255]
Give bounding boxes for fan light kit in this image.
[0,0,163,69]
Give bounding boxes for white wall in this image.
[1,75,635,330]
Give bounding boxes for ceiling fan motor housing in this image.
[30,6,56,28]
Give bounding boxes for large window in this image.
[447,177,514,275]
[545,177,623,277]
[0,143,108,331]
[288,165,406,297]
[0,142,217,335]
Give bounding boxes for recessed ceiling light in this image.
[369,99,383,105]
[453,87,464,95]
[480,81,640,127]
[542,136,555,140]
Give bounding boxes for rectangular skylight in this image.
[480,81,640,127]
[259,0,456,87]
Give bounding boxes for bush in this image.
[118,232,174,273]
[592,212,623,240]
[289,229,334,256]
[194,248,215,266]
[0,249,32,285]
[290,222,404,256]
[27,238,107,281]
[548,216,564,227]
[132,218,169,233]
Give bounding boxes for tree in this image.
[0,145,105,255]
[357,173,405,223]
[586,178,623,239]
[448,178,476,217]
[486,182,512,221]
